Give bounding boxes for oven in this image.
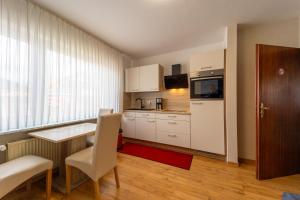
[190,69,224,100]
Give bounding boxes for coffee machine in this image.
[156,98,164,110]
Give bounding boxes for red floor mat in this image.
[118,143,193,170]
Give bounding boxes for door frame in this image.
[255,44,261,180]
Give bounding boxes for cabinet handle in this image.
[143,114,150,117]
[201,66,212,69]
[168,115,177,118]
[168,121,177,124]
[167,134,177,138]
[128,118,135,121]
[147,120,155,123]
[192,102,203,105]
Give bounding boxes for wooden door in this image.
[256,44,300,180]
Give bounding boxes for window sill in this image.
[0,118,97,136]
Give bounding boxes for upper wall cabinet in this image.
[125,67,140,92]
[190,49,225,72]
[125,64,162,93]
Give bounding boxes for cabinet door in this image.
[190,100,225,155]
[121,116,136,138]
[135,118,156,142]
[139,64,160,92]
[190,49,224,72]
[157,131,190,148]
[125,67,140,92]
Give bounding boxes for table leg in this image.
[59,141,70,177]
[52,137,88,194]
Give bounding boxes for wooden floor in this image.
[3,153,300,200]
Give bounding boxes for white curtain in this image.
[0,0,125,133]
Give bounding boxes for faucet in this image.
[135,98,145,109]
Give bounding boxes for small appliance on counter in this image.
[156,98,164,110]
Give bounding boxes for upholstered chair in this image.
[86,108,113,146]
[65,113,122,199]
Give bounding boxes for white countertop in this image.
[28,123,97,143]
[124,109,191,115]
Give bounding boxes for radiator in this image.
[7,138,61,168]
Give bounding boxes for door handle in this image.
[260,102,270,118]
[201,66,212,70]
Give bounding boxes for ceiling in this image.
[32,0,300,58]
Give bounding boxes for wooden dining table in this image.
[28,123,97,193]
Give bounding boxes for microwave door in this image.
[190,76,224,99]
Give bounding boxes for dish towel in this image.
[282,192,300,200]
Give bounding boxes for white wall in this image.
[237,18,300,160]
[226,24,238,163]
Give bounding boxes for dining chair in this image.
[86,108,113,146]
[65,113,122,199]
[0,155,53,200]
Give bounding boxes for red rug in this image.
[118,143,193,170]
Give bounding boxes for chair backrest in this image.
[92,113,121,174]
[97,108,113,123]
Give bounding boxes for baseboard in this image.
[123,138,226,162]
[227,161,240,167]
[238,158,256,165]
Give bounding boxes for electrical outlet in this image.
[0,145,7,152]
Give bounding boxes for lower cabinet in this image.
[156,117,190,148]
[121,115,136,138]
[156,131,190,148]
[122,112,191,148]
[135,118,156,142]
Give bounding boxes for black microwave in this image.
[190,69,224,100]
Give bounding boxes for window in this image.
[0,0,124,134]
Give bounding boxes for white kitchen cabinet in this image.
[156,114,191,148]
[190,49,225,72]
[135,117,156,142]
[135,112,156,119]
[139,64,160,92]
[190,100,225,155]
[125,64,162,93]
[121,111,191,148]
[125,67,139,92]
[156,120,190,135]
[156,113,190,122]
[121,112,136,138]
[156,131,190,148]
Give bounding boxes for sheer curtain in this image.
[0,0,125,133]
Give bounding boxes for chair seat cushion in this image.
[0,155,53,198]
[65,147,96,180]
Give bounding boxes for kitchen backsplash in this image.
[130,89,190,111]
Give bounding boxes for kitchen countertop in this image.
[124,109,191,115]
